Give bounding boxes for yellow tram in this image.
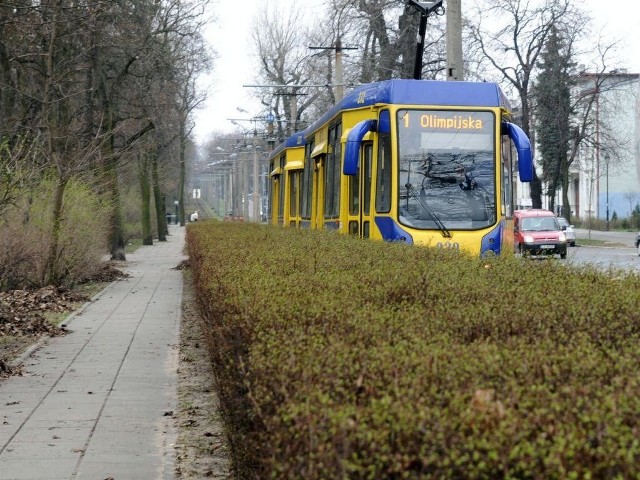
[268,79,533,256]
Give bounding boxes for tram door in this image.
[269,174,279,225]
[312,156,325,229]
[348,142,374,238]
[286,170,300,227]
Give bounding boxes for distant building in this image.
[572,71,640,221]
[527,71,640,220]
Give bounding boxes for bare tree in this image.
[251,3,323,140]
[87,0,211,255]
[0,137,41,216]
[329,0,446,82]
[0,1,115,284]
[623,192,639,218]
[0,0,211,283]
[467,0,574,208]
[466,0,631,220]
[135,0,212,231]
[250,0,447,142]
[138,147,154,245]
[13,1,110,284]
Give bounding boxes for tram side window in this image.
[348,169,359,215]
[363,143,372,215]
[334,124,343,213]
[301,142,314,219]
[375,133,392,213]
[348,143,372,216]
[324,123,342,219]
[501,136,513,218]
[289,171,299,217]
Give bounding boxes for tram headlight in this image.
[523,235,534,244]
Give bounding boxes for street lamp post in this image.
[229,116,267,222]
[232,155,242,219]
[605,153,610,231]
[240,152,249,220]
[252,146,260,222]
[408,0,444,80]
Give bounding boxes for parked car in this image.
[513,209,567,259]
[556,217,576,247]
[636,232,640,256]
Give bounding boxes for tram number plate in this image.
[436,242,460,250]
[540,244,554,249]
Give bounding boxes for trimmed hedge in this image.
[187,220,640,479]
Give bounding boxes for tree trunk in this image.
[366,2,393,80]
[99,92,126,260]
[43,176,67,286]
[105,147,126,260]
[178,117,186,227]
[398,6,420,79]
[152,151,167,241]
[0,39,15,139]
[139,152,153,246]
[561,161,571,221]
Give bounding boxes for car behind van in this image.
[556,217,576,247]
[513,209,567,259]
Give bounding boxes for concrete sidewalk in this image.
[0,225,187,480]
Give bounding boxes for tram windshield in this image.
[397,109,496,231]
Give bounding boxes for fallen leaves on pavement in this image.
[0,262,128,377]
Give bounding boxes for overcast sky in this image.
[193,0,640,142]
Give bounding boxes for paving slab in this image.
[0,225,186,480]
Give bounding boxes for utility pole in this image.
[446,0,464,81]
[309,37,357,101]
[289,90,298,135]
[272,89,300,136]
[253,145,260,222]
[605,153,610,231]
[228,118,261,221]
[335,36,344,100]
[243,85,307,136]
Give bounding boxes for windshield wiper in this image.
[405,183,451,238]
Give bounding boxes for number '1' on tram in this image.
[267,79,533,256]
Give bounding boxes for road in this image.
[567,229,640,272]
[573,228,638,248]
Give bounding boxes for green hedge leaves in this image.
[187,221,640,479]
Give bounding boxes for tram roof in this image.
[269,79,511,159]
[309,79,511,136]
[268,131,306,159]
[354,78,509,108]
